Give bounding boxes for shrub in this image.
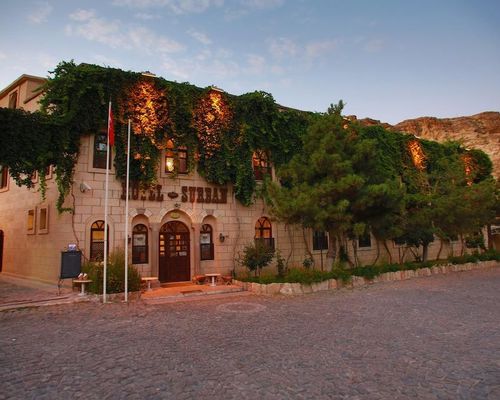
[242,241,275,276]
[82,250,141,294]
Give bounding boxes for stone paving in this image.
[1,268,499,399]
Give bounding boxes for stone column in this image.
[150,222,160,277]
[192,222,201,276]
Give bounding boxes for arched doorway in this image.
[0,230,3,272]
[159,221,190,283]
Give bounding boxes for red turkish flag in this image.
[108,104,115,146]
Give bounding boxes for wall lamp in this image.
[219,233,228,243]
[80,182,92,193]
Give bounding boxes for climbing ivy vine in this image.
[0,61,494,215]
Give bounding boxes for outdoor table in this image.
[72,279,92,296]
[141,277,158,291]
[205,273,221,287]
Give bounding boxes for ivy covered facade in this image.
[0,63,493,284]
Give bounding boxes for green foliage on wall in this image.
[0,61,309,210]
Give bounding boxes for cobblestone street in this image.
[1,268,499,399]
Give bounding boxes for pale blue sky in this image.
[1,0,499,123]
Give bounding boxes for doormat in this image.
[180,290,203,295]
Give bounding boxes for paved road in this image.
[1,268,499,400]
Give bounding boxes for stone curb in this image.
[234,260,499,296]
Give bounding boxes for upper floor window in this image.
[27,209,35,234]
[93,133,111,169]
[200,224,214,260]
[8,91,17,109]
[252,151,272,180]
[132,224,148,264]
[255,217,274,250]
[0,166,8,189]
[90,220,108,261]
[165,139,188,174]
[313,231,328,251]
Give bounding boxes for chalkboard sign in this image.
[60,251,81,279]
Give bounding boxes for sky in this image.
[1,0,499,124]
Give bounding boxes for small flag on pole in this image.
[108,103,115,147]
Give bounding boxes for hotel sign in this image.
[121,182,227,204]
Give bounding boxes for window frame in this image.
[132,224,149,264]
[27,209,36,235]
[8,91,17,109]
[92,133,112,170]
[254,217,275,250]
[90,220,109,262]
[164,140,188,175]
[252,151,272,181]
[358,233,372,249]
[200,224,214,261]
[37,206,49,234]
[312,231,328,251]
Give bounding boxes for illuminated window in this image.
[27,209,35,234]
[200,224,214,260]
[90,220,108,261]
[0,166,8,189]
[132,224,148,264]
[93,133,111,169]
[255,217,274,250]
[252,151,272,180]
[164,139,188,174]
[358,233,371,248]
[38,207,49,234]
[8,91,17,109]
[313,231,328,251]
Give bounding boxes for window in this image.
[255,217,274,249]
[90,220,108,261]
[93,133,111,169]
[8,91,17,109]
[38,206,49,234]
[200,224,214,260]
[132,224,148,264]
[164,140,188,174]
[252,151,272,180]
[27,209,35,234]
[313,231,328,251]
[0,166,8,189]
[358,233,372,248]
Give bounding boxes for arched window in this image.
[255,217,274,249]
[252,151,271,180]
[90,220,108,261]
[200,224,214,260]
[132,224,149,264]
[165,139,188,174]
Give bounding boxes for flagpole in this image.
[124,119,131,302]
[103,101,112,303]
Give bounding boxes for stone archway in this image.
[158,221,190,283]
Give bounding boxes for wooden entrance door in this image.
[0,230,3,272]
[159,221,190,283]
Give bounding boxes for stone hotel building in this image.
[0,73,467,285]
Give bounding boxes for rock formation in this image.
[394,112,500,178]
[350,112,500,178]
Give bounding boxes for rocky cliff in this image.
[394,112,500,178]
[352,112,500,178]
